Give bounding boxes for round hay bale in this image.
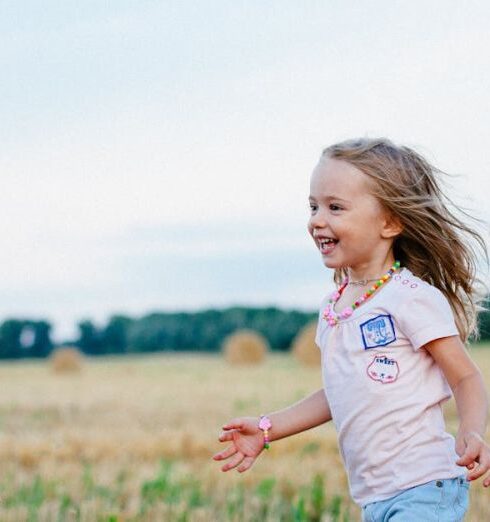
[222,329,268,365]
[291,321,321,366]
[49,346,84,373]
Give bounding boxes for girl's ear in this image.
[381,211,404,239]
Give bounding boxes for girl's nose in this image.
[309,210,327,229]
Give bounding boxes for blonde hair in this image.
[322,137,489,343]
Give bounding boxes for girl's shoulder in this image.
[388,268,458,350]
[386,267,455,327]
[390,267,447,305]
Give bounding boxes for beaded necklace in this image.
[323,260,400,327]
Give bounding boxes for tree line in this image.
[0,302,489,360]
[0,307,316,359]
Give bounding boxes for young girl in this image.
[213,137,490,521]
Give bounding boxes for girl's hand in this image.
[212,416,265,473]
[455,430,490,487]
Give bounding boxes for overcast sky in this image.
[1,1,489,343]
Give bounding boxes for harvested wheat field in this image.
[0,345,489,521]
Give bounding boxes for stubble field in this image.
[0,345,489,521]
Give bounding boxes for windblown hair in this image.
[322,137,489,343]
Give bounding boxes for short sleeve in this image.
[396,283,459,351]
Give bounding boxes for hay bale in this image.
[49,346,84,373]
[291,321,321,366]
[222,329,268,365]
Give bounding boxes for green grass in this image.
[0,458,352,522]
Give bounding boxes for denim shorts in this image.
[361,475,470,521]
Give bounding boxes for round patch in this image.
[366,354,400,384]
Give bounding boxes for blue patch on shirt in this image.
[360,314,396,349]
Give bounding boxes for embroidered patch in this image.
[366,354,400,384]
[360,314,396,349]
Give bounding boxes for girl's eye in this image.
[329,204,342,211]
[309,204,317,212]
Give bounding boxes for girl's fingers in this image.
[237,455,255,473]
[222,420,244,431]
[483,472,490,487]
[456,438,481,467]
[213,444,237,461]
[467,457,490,481]
[221,451,245,472]
[218,431,235,442]
[456,451,475,467]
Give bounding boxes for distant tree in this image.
[101,315,132,353]
[25,321,53,358]
[77,320,104,355]
[0,319,24,358]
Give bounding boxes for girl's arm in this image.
[424,335,490,487]
[265,387,332,441]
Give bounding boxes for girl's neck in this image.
[347,257,397,283]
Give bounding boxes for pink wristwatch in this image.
[258,414,272,449]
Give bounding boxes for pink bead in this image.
[328,319,336,326]
[341,307,353,318]
[323,308,335,321]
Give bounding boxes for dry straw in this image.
[49,346,84,373]
[222,329,268,365]
[291,321,321,366]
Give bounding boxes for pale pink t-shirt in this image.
[315,267,465,508]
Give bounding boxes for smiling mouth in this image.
[318,238,338,254]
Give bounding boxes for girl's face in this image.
[307,156,398,272]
